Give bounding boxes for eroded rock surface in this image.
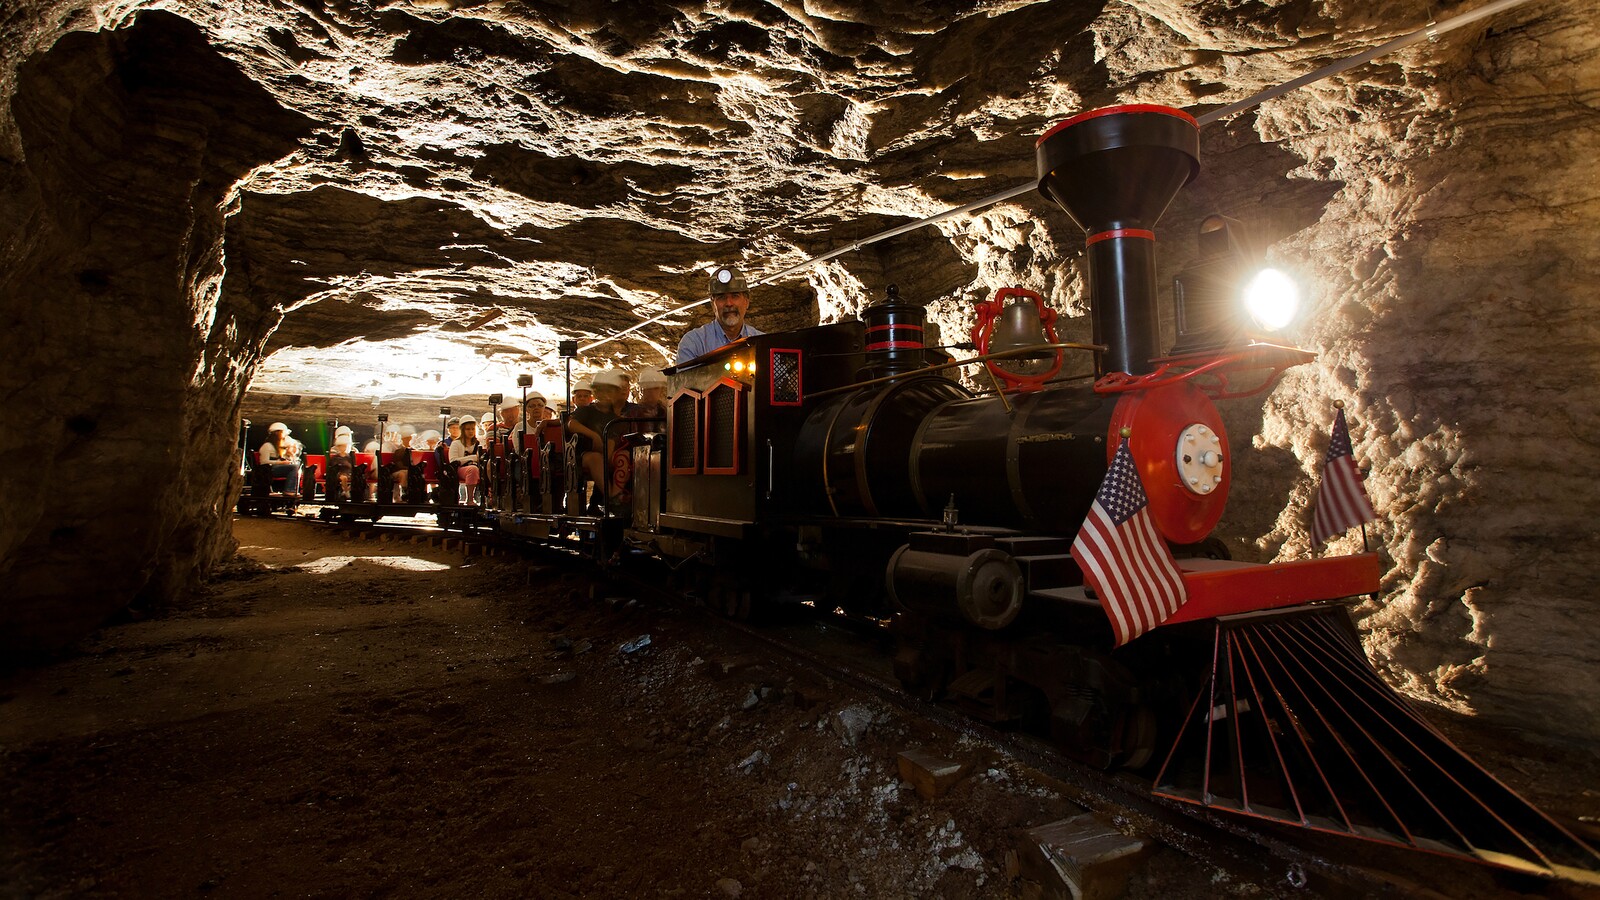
[1,0,1597,745]
[0,9,313,654]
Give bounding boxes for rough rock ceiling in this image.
[59,0,1469,406]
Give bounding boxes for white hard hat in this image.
[334,425,353,437]
[593,371,626,389]
[419,429,441,442]
[267,422,290,434]
[638,368,668,388]
[398,424,416,436]
[525,391,547,403]
[574,377,594,392]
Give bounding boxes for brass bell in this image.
[989,295,1051,359]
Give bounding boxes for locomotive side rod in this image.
[578,0,1545,355]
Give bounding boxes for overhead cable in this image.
[579,0,1539,354]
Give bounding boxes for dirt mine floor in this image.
[2,516,1597,899]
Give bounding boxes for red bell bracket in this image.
[970,287,1063,393]
[1093,341,1317,399]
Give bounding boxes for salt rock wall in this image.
[1247,6,1600,742]
[0,10,313,656]
[1055,0,1600,744]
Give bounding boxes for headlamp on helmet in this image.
[709,266,749,296]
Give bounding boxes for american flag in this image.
[1310,406,1376,545]
[1071,439,1188,646]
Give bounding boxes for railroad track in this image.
[294,509,1575,899]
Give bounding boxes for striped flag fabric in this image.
[1071,438,1188,646]
[1310,406,1377,545]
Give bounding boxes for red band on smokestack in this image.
[1086,228,1156,246]
[1036,104,1198,146]
[865,323,924,334]
[866,340,925,351]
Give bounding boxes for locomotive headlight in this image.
[1242,268,1300,332]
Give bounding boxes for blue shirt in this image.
[676,320,762,364]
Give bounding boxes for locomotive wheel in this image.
[721,588,752,621]
[1117,705,1159,770]
[709,579,753,621]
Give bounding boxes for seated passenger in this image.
[512,392,548,454]
[566,371,626,513]
[629,368,668,420]
[258,422,302,497]
[437,417,459,469]
[572,377,594,409]
[325,425,358,502]
[448,419,486,506]
[385,424,417,503]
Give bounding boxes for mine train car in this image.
[302,104,1596,875]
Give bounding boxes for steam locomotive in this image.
[316,105,1596,878]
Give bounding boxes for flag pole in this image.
[1336,400,1373,554]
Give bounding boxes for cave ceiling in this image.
[37,0,1471,407]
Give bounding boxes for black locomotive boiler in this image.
[621,105,1597,876]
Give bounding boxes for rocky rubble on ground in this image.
[5,518,1588,896]
[2,0,1597,752]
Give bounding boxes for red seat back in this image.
[304,454,327,484]
[421,454,441,483]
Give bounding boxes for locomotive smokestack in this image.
[1036,105,1199,375]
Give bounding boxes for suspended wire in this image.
[579,0,1539,354]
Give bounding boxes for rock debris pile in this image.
[1,0,1597,748]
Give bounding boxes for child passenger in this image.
[449,419,485,505]
[258,422,302,497]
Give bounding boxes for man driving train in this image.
[675,266,762,363]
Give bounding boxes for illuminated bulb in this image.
[732,360,745,372]
[748,364,757,374]
[724,362,732,371]
[1243,268,1300,332]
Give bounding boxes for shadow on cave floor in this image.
[0,517,1595,897]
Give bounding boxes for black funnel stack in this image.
[1036,105,1199,375]
[858,284,926,381]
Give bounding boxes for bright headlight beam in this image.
[1243,268,1300,332]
